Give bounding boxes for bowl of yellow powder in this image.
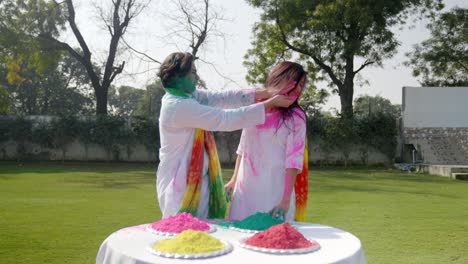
[147,230,233,259]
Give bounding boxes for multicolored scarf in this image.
[163,76,228,219]
[178,128,228,218]
[294,139,308,221]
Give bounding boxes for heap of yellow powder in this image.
[154,229,225,254]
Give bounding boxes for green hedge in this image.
[0,115,159,162]
[309,113,398,166]
[0,113,398,163]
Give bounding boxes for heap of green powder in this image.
[215,220,235,229]
[233,212,284,231]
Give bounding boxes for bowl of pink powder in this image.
[239,223,320,254]
[147,212,216,236]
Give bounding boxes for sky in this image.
[64,0,467,111]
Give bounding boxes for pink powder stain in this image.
[150,212,210,233]
[287,160,302,169]
[237,180,244,192]
[287,139,305,157]
[172,163,185,192]
[256,111,281,129]
[244,153,259,177]
[291,108,306,123]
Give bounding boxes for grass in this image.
[0,162,467,263]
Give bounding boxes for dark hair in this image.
[266,61,307,130]
[158,52,194,87]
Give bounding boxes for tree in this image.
[0,52,94,115]
[133,81,165,119]
[354,95,401,118]
[244,0,443,118]
[1,0,148,115]
[406,7,468,86]
[0,86,11,115]
[108,85,145,116]
[299,86,329,116]
[43,0,148,115]
[0,0,65,84]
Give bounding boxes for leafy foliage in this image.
[406,7,468,86]
[309,112,398,166]
[133,81,166,119]
[244,0,443,117]
[109,86,145,117]
[0,115,160,162]
[354,95,401,118]
[0,86,11,114]
[131,116,160,161]
[0,0,66,83]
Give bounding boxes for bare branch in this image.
[121,37,161,64]
[39,33,101,90]
[197,58,242,88]
[64,0,92,60]
[109,61,125,83]
[353,60,374,75]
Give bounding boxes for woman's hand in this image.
[270,199,290,221]
[263,95,295,111]
[224,180,236,202]
[255,88,278,102]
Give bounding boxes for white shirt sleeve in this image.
[171,98,265,132]
[193,89,256,109]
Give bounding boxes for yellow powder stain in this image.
[154,229,225,254]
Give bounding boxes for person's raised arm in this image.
[194,88,273,109]
[172,95,294,131]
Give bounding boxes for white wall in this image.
[403,87,468,128]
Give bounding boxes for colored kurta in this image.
[229,108,306,221]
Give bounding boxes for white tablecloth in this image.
[96,222,367,264]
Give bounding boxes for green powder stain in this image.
[233,212,284,231]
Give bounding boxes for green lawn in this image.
[0,162,467,264]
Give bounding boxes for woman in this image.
[225,61,309,222]
[156,52,294,219]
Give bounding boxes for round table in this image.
[96,222,367,264]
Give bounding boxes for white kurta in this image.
[157,89,265,219]
[229,108,306,221]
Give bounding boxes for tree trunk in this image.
[340,56,355,119]
[95,87,108,115]
[339,83,354,119]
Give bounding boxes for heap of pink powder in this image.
[245,223,317,249]
[150,212,211,233]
